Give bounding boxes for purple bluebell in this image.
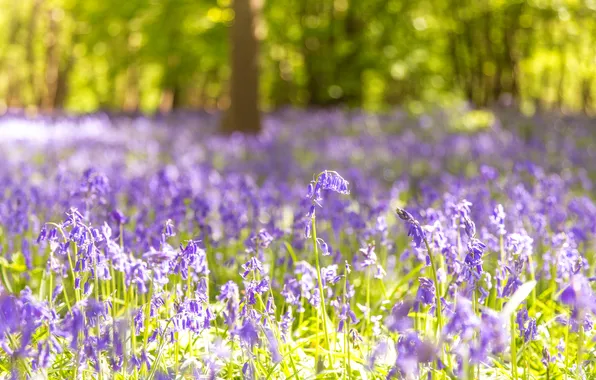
[337,302,359,332]
[264,328,282,363]
[388,331,436,378]
[416,277,436,308]
[316,238,330,256]
[516,308,538,343]
[219,281,240,328]
[396,207,426,248]
[241,256,264,279]
[234,319,259,349]
[470,309,508,363]
[490,204,507,236]
[386,300,414,333]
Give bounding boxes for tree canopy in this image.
[0,0,594,115]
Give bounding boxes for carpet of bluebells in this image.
[0,108,595,380]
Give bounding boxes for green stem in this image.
[175,332,180,377]
[228,337,235,380]
[422,237,443,337]
[511,312,518,380]
[129,286,137,379]
[577,310,585,379]
[69,244,80,303]
[0,262,12,293]
[365,269,371,332]
[122,274,128,377]
[48,265,54,310]
[62,283,72,312]
[527,254,537,308]
[564,314,570,380]
[315,307,320,372]
[343,272,352,378]
[311,215,333,367]
[142,278,154,375]
[46,223,80,303]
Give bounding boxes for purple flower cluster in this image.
[0,109,594,378]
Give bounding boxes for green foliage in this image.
[0,0,594,113]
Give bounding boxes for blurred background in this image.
[0,0,594,118]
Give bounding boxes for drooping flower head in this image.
[303,170,350,239]
[312,171,350,199]
[416,277,436,309]
[395,207,425,248]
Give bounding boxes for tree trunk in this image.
[3,3,22,108]
[581,77,592,114]
[222,0,261,134]
[26,0,42,107]
[42,9,59,110]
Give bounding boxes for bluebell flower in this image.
[242,362,255,380]
[542,347,554,367]
[241,256,265,279]
[309,288,321,308]
[443,297,480,341]
[463,216,476,239]
[407,223,424,248]
[321,265,342,287]
[396,207,426,248]
[279,309,294,342]
[461,238,486,290]
[244,278,269,305]
[506,232,534,261]
[416,277,436,308]
[245,229,274,253]
[111,209,127,225]
[316,238,330,256]
[303,222,311,239]
[305,170,350,211]
[264,328,282,363]
[337,302,358,332]
[470,309,508,363]
[36,225,47,243]
[388,331,436,378]
[316,170,350,195]
[164,219,175,238]
[281,279,303,312]
[386,300,414,333]
[502,260,524,297]
[234,319,259,349]
[516,308,538,343]
[490,204,507,236]
[306,204,316,218]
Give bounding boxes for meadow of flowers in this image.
[0,108,595,379]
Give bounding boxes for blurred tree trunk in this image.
[504,2,524,100]
[54,58,74,109]
[4,3,22,108]
[26,0,42,107]
[581,77,593,114]
[557,45,567,110]
[123,65,140,112]
[222,0,261,134]
[298,0,332,107]
[42,9,59,110]
[54,28,79,110]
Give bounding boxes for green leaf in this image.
[283,241,298,264]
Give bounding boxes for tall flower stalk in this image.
[395,208,443,336]
[305,171,350,366]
